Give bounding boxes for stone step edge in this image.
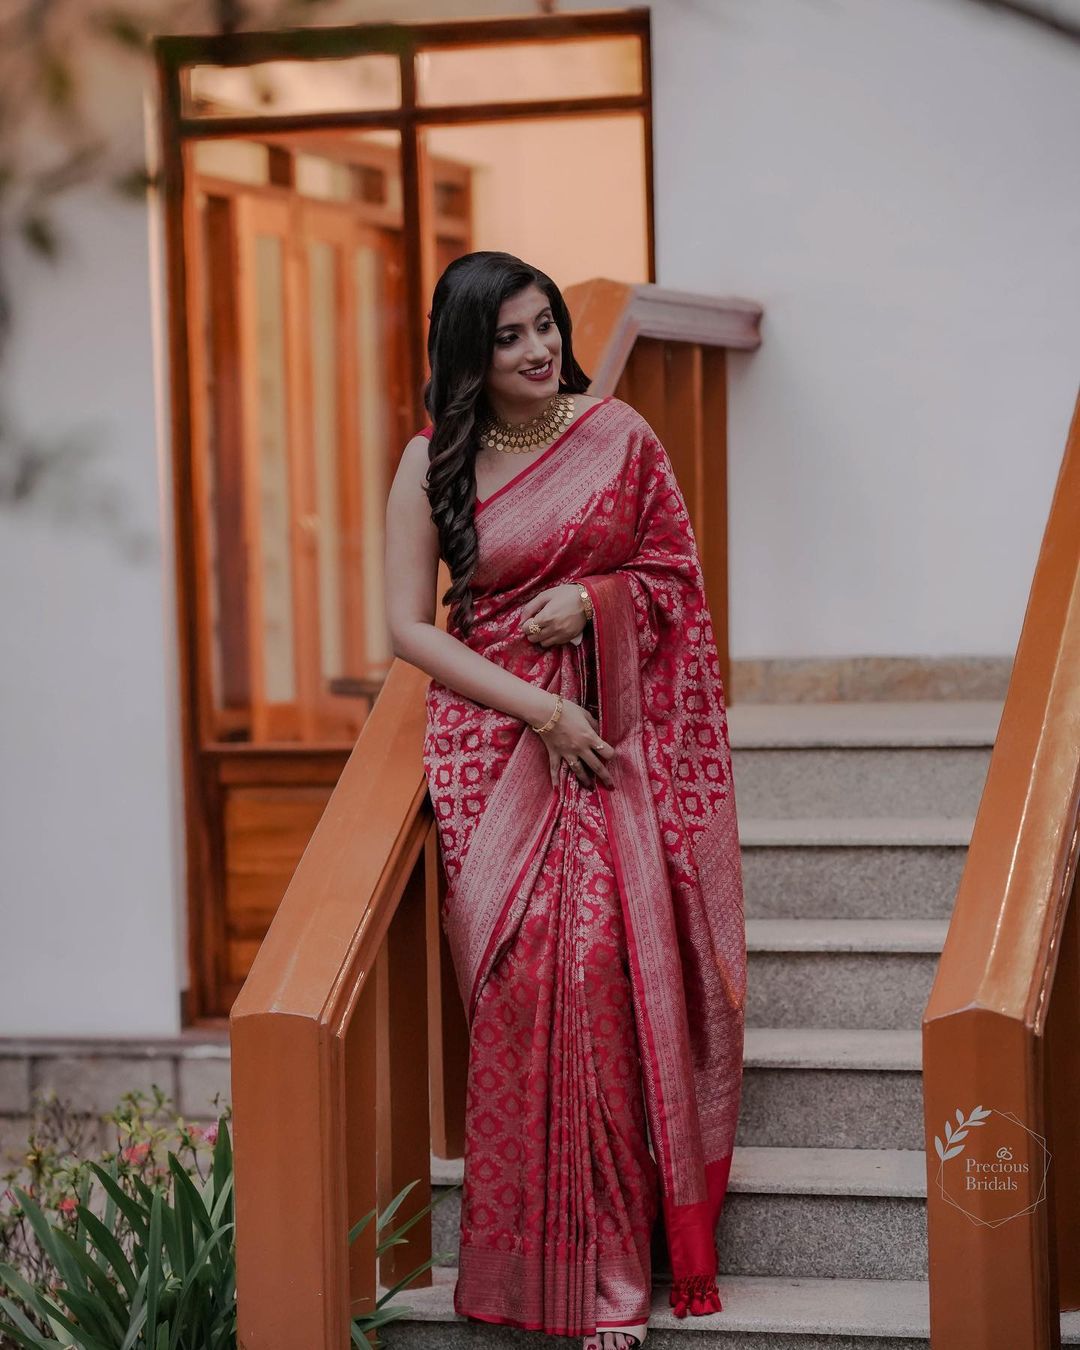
[379,1268,935,1338]
[744,1027,922,1070]
[380,1267,1080,1341]
[726,699,1002,750]
[739,816,974,847]
[432,1146,928,1199]
[746,917,948,952]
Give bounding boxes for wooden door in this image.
[188,171,412,1017]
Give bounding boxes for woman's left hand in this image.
[519,584,589,648]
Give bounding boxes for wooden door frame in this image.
[154,9,656,1026]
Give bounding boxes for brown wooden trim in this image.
[155,10,650,71]
[641,17,656,282]
[399,48,427,430]
[157,48,216,1025]
[180,93,649,141]
[922,385,1080,1345]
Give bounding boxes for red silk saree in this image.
[420,396,746,1337]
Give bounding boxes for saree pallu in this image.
[421,396,746,1338]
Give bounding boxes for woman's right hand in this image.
[539,697,616,790]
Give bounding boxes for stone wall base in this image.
[0,1035,231,1182]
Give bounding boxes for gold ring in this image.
[526,620,541,636]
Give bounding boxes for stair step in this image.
[431,1147,929,1281]
[743,840,964,920]
[431,1144,926,1196]
[745,1027,921,1070]
[378,1266,1080,1347]
[728,1146,925,1197]
[740,1029,923,1148]
[732,745,992,822]
[379,1268,934,1347]
[746,920,941,1030]
[746,918,947,952]
[726,699,1002,748]
[739,816,974,847]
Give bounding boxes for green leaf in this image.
[374,1185,457,1256]
[113,167,158,199]
[374,1179,419,1233]
[0,1288,55,1349]
[75,1202,139,1299]
[40,52,75,111]
[348,1205,377,1246]
[93,8,148,49]
[146,1186,163,1340]
[86,1161,149,1245]
[51,1229,127,1333]
[168,1154,214,1241]
[375,1253,447,1308]
[9,1187,83,1294]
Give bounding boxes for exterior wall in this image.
[0,0,1077,1036]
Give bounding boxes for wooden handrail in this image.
[922,385,1080,1349]
[230,280,763,1349]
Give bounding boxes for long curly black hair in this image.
[421,251,592,637]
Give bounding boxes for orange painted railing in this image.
[229,280,762,1349]
[922,386,1080,1349]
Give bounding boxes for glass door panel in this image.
[420,115,649,293]
[192,130,408,746]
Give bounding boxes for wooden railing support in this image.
[922,386,1080,1349]
[376,835,435,1290]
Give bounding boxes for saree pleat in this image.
[421,396,745,1338]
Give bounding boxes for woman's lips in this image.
[521,359,554,382]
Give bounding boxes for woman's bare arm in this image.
[384,433,556,729]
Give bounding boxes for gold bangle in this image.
[531,692,563,734]
[577,582,594,623]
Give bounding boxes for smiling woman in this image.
[382,252,747,1350]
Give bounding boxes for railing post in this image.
[428,836,468,1158]
[346,975,379,1327]
[1046,873,1080,1311]
[376,832,435,1289]
[923,1013,1056,1349]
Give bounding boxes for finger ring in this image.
[526,620,541,636]
[592,741,604,751]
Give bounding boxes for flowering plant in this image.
[0,1086,452,1348]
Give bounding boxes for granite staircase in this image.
[378,698,1080,1348]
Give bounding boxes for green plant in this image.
[0,1088,456,1349]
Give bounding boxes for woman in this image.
[384,251,746,1350]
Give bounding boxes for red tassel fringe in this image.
[669,1273,723,1317]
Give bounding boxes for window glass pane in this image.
[355,242,393,669]
[416,35,642,106]
[422,115,648,289]
[308,239,344,683]
[193,139,269,185]
[185,54,400,117]
[253,233,296,704]
[295,152,354,202]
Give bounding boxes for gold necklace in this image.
[477,392,576,454]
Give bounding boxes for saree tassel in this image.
[669,1273,723,1317]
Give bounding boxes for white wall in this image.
[1,0,1078,1036]
[647,0,1080,657]
[0,74,185,1035]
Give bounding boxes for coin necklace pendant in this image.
[477,391,576,454]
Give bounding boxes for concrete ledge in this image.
[739,816,974,846]
[727,699,1003,747]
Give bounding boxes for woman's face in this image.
[484,283,563,415]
